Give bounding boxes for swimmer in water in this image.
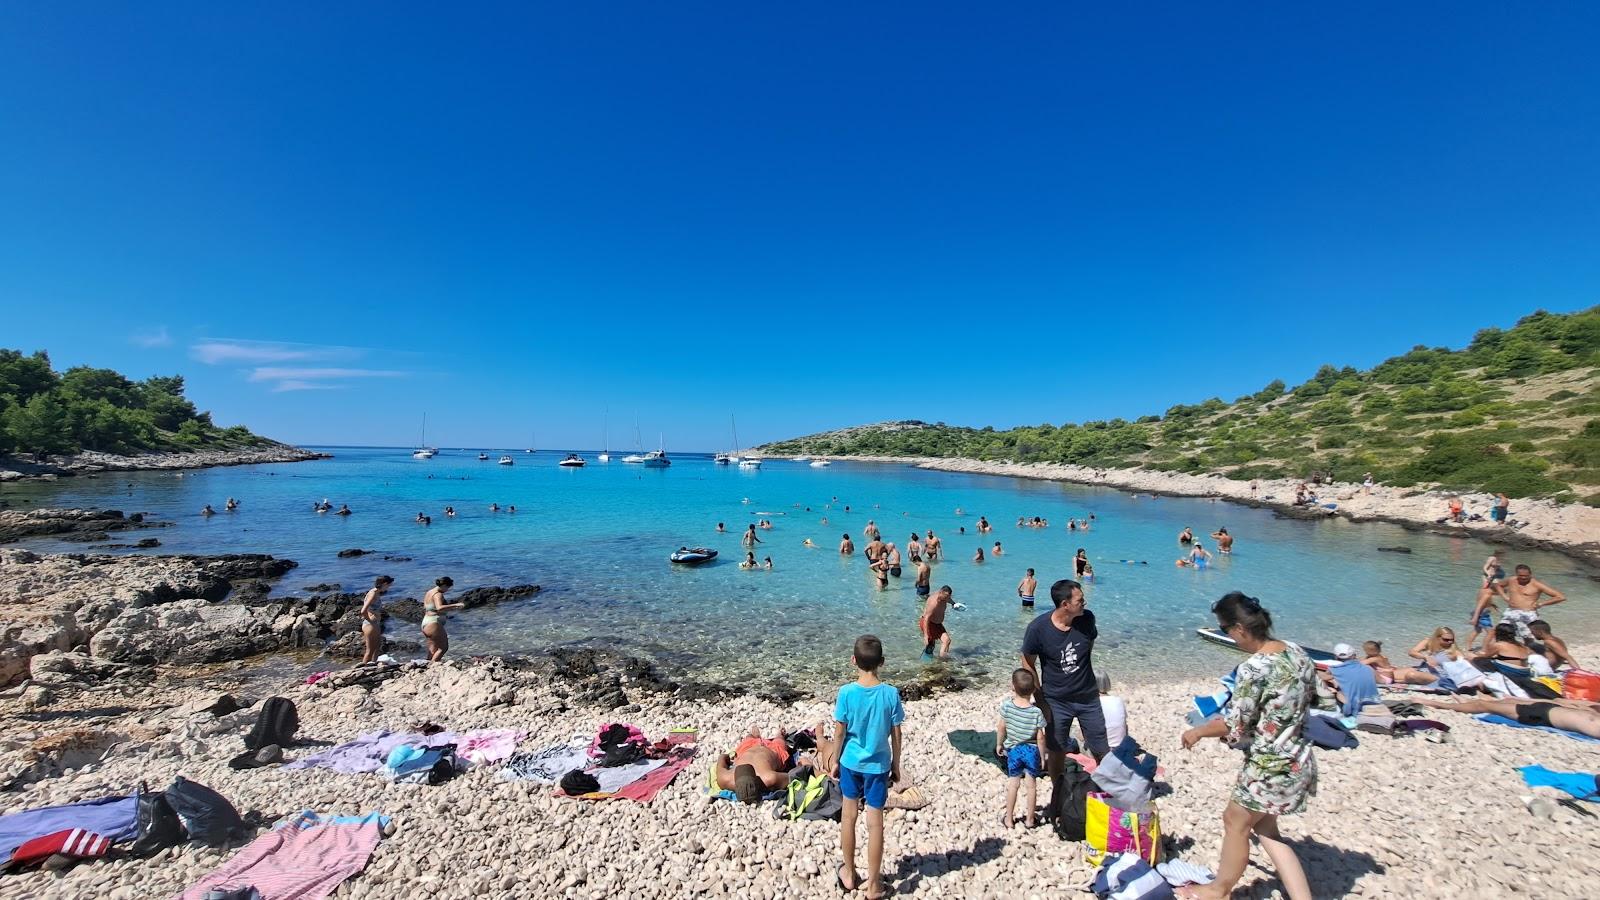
[925,530,942,560]
[803,538,818,548]
[445,507,455,517]
[763,556,773,571]
[336,504,352,516]
[717,522,726,533]
[201,505,215,516]
[839,533,855,555]
[743,524,763,548]
[225,498,238,511]
[1178,526,1193,544]
[489,503,500,512]
[992,541,1003,557]
[973,547,985,563]
[1211,528,1233,553]
[1018,568,1037,608]
[740,552,759,570]
[863,520,880,541]
[908,533,923,562]
[977,516,991,533]
[1074,548,1090,578]
[870,554,890,590]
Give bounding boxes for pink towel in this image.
[611,749,698,803]
[174,822,383,900]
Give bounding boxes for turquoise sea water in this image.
[6,448,1599,692]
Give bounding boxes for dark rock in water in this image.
[337,548,372,558]
[185,554,299,581]
[59,531,109,543]
[899,667,973,701]
[757,682,809,705]
[303,583,341,592]
[323,631,421,659]
[382,555,412,562]
[1377,546,1412,554]
[136,538,161,548]
[456,584,541,610]
[384,598,425,623]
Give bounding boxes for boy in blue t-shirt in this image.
[830,634,905,898]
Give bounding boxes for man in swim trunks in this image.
[1503,564,1565,640]
[1017,568,1037,608]
[715,724,837,803]
[839,533,855,555]
[924,530,941,560]
[1415,696,1600,739]
[921,585,954,658]
[864,535,885,563]
[915,559,931,599]
[863,520,880,541]
[885,542,902,577]
[1211,527,1233,553]
[743,524,763,548]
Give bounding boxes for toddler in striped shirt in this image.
[995,667,1047,828]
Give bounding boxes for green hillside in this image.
[759,307,1600,505]
[0,349,272,456]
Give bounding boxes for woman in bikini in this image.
[421,576,465,662]
[359,575,394,664]
[1360,639,1436,686]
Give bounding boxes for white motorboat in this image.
[412,448,435,459]
[809,459,831,468]
[714,452,734,465]
[558,453,586,467]
[478,453,489,461]
[738,456,763,469]
[621,454,646,464]
[498,455,514,465]
[642,441,671,467]
[793,455,812,462]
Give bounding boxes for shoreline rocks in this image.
[0,444,328,483]
[0,508,164,545]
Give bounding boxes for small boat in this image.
[498,455,514,466]
[738,456,763,469]
[1195,627,1337,663]
[598,410,611,462]
[809,459,831,468]
[714,452,734,465]
[478,453,489,461]
[558,453,586,467]
[794,455,812,462]
[412,449,435,459]
[412,414,436,458]
[621,453,646,464]
[670,547,717,565]
[642,449,671,468]
[596,452,610,463]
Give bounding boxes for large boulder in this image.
[89,599,281,665]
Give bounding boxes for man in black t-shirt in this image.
[1020,579,1109,773]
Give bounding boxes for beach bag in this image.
[1090,737,1158,813]
[1049,759,1093,841]
[1086,792,1161,866]
[1091,853,1176,899]
[165,776,245,847]
[780,767,843,822]
[130,786,185,857]
[243,697,299,752]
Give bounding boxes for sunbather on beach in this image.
[1360,640,1436,686]
[716,723,837,803]
[1475,624,1556,677]
[1415,696,1600,739]
[1528,620,1578,669]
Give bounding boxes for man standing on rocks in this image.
[1020,578,1109,782]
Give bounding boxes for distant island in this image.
[0,349,319,480]
[759,307,1600,506]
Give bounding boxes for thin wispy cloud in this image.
[249,366,407,392]
[191,338,328,365]
[131,326,173,348]
[270,379,343,393]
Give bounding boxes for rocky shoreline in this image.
[0,444,328,483]
[3,638,1597,898]
[774,454,1600,568]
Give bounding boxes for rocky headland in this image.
[0,444,328,483]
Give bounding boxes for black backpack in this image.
[130,785,185,857]
[165,776,245,847]
[244,697,299,751]
[1049,759,1093,842]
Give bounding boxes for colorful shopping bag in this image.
[1085,791,1160,866]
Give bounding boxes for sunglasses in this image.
[1440,637,1455,643]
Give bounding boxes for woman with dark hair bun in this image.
[421,577,464,661]
[1178,592,1315,900]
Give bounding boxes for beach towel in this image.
[1092,853,1175,899]
[286,731,457,775]
[0,794,139,861]
[612,749,698,803]
[4,829,112,870]
[1474,714,1600,744]
[1517,765,1600,800]
[499,735,590,784]
[1189,669,1239,725]
[174,820,385,900]
[457,729,525,766]
[274,812,391,832]
[559,759,667,799]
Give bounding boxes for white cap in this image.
[1333,643,1358,660]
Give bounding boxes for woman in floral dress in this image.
[1180,592,1316,900]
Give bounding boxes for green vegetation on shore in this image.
[759,307,1600,504]
[0,349,270,456]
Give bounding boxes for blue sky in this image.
[2,4,1598,450]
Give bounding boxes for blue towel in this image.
[1190,668,1238,724]
[1518,765,1599,799]
[1475,714,1600,744]
[1328,661,1381,717]
[0,793,140,860]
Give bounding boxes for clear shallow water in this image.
[6,448,1599,692]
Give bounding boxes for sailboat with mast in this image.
[621,417,647,464]
[733,416,761,468]
[411,414,436,459]
[597,409,611,462]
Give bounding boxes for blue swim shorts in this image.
[838,765,890,809]
[1006,743,1042,778]
[1477,610,1493,629]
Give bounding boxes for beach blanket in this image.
[285,731,458,775]
[1518,765,1600,800]
[274,811,391,832]
[174,820,385,900]
[499,735,590,784]
[613,749,698,803]
[0,794,139,861]
[458,729,526,766]
[1474,714,1600,744]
